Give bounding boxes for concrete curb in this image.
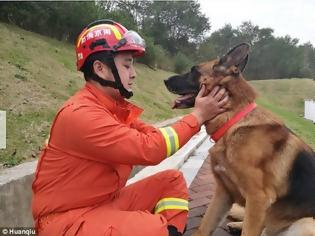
[180,138,213,187]
[0,161,37,186]
[0,161,38,227]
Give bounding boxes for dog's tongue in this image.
[172,94,194,109]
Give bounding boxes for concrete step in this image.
[180,138,213,187]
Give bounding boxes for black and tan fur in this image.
[164,43,315,236]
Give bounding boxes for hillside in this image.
[251,79,315,115]
[0,22,314,167]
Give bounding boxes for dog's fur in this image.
[164,43,315,236]
[227,204,315,236]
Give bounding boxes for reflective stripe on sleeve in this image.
[159,127,180,157]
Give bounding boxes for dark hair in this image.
[81,51,114,81]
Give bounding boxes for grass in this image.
[3,110,54,166]
[256,97,315,149]
[250,79,315,115]
[0,22,314,167]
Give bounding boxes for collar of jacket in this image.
[85,82,143,125]
[210,102,257,142]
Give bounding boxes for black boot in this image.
[167,225,183,236]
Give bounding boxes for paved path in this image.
[180,139,234,236]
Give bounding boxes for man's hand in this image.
[192,85,229,125]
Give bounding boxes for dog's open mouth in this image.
[172,93,196,109]
[164,74,199,109]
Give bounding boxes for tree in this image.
[142,1,210,54]
[299,43,315,78]
[197,24,239,62]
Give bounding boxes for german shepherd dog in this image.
[164,43,315,236]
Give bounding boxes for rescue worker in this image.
[32,19,228,236]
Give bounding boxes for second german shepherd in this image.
[164,43,315,236]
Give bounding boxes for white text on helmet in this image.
[80,29,112,45]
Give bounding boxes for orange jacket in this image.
[32,82,200,220]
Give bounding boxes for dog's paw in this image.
[227,222,242,236]
[228,203,245,221]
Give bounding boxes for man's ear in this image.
[93,60,104,75]
[93,60,112,79]
[217,43,250,72]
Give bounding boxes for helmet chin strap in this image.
[91,53,133,99]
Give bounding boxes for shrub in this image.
[174,52,192,73]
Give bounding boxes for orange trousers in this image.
[38,170,188,236]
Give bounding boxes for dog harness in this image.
[210,102,257,142]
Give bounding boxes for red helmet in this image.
[75,19,145,71]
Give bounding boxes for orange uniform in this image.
[32,82,201,235]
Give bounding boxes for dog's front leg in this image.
[241,191,270,236]
[193,177,232,236]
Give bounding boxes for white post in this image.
[0,111,6,149]
[304,100,315,123]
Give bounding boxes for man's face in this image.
[114,52,136,92]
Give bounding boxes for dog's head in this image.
[164,43,250,109]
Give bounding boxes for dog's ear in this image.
[236,54,248,72]
[216,43,250,72]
